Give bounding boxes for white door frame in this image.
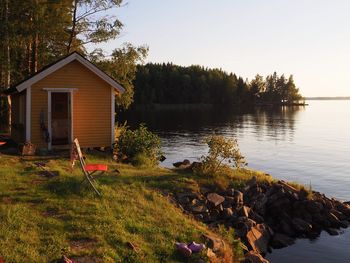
[44,88,77,150]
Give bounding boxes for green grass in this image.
[0,153,238,262]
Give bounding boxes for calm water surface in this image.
[119,100,350,262]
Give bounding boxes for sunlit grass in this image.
[0,154,223,262]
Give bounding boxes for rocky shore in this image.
[171,162,350,262]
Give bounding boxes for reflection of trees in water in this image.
[118,106,305,141]
[248,106,304,142]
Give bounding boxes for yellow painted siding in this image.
[31,60,112,148]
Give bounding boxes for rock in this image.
[223,196,235,208]
[245,224,271,254]
[326,228,340,236]
[226,188,235,196]
[280,220,295,237]
[238,206,251,218]
[206,248,218,262]
[233,190,244,206]
[202,234,226,253]
[306,201,323,214]
[178,196,190,204]
[222,207,234,219]
[207,193,225,207]
[339,220,350,228]
[235,217,257,237]
[244,251,269,263]
[291,218,312,233]
[250,211,264,224]
[191,205,208,214]
[271,233,295,248]
[173,159,190,168]
[326,212,341,227]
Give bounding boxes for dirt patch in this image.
[2,196,13,204]
[69,238,97,252]
[37,170,59,178]
[30,179,47,185]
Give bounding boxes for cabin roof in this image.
[3,52,125,95]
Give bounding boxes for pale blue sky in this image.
[96,0,350,97]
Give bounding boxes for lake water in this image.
[119,100,350,262]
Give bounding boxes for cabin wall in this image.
[31,60,112,148]
[11,91,26,143]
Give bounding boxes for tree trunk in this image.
[5,0,11,133]
[67,0,78,54]
[31,33,38,73]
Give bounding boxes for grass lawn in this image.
[0,152,244,263]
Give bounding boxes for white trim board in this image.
[47,90,74,150]
[15,52,125,94]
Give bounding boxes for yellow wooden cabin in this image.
[5,52,124,150]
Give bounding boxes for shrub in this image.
[115,124,162,167]
[195,135,247,176]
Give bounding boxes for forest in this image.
[133,63,304,107]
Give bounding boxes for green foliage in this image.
[133,64,304,106]
[115,124,161,167]
[92,43,149,110]
[195,135,247,177]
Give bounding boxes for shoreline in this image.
[170,160,350,263]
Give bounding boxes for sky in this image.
[96,0,350,97]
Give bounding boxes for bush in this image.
[115,124,162,167]
[195,135,247,176]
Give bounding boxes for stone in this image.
[207,193,225,207]
[245,224,271,254]
[280,220,295,237]
[233,190,244,206]
[238,206,251,218]
[223,196,235,208]
[226,188,235,196]
[202,234,226,253]
[326,228,340,236]
[191,205,208,214]
[339,220,350,228]
[291,218,312,233]
[271,233,295,249]
[250,211,264,224]
[222,207,234,219]
[244,251,269,263]
[306,201,323,214]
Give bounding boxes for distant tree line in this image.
[133,63,303,106]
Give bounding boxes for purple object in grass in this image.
[176,242,192,257]
[188,241,206,253]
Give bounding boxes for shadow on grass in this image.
[45,177,82,197]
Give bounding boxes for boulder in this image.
[326,228,340,236]
[202,234,226,253]
[222,207,234,219]
[306,200,323,214]
[191,205,208,214]
[291,218,312,233]
[271,233,295,248]
[245,224,271,254]
[238,206,251,218]
[233,190,244,206]
[226,188,235,197]
[207,193,225,207]
[244,251,269,263]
